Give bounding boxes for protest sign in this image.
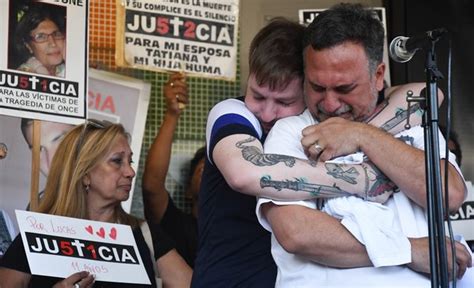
[116,0,239,80]
[0,69,150,231]
[0,0,88,124]
[16,210,150,284]
[450,181,474,245]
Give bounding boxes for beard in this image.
[316,103,353,122]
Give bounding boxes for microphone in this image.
[389,28,447,63]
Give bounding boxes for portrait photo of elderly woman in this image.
[10,2,66,77]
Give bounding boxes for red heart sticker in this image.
[109,227,117,240]
[85,225,93,235]
[96,227,105,238]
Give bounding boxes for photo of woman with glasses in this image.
[13,2,66,77]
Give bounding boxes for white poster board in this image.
[115,0,239,81]
[0,69,150,232]
[0,0,88,124]
[16,210,150,284]
[450,181,474,243]
[298,7,391,87]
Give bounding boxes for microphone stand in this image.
[426,42,450,288]
[404,34,448,287]
[421,37,449,287]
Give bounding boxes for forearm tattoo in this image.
[397,135,415,146]
[363,162,398,198]
[236,137,296,167]
[260,175,352,198]
[325,163,359,184]
[380,103,421,132]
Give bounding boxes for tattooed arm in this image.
[259,83,464,269]
[301,83,430,160]
[367,82,430,134]
[302,83,465,211]
[257,83,430,204]
[213,134,394,202]
[300,82,435,159]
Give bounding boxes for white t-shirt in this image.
[256,109,467,288]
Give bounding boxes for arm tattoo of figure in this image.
[260,175,352,198]
[397,135,415,146]
[236,137,296,167]
[325,163,359,184]
[380,103,422,132]
[363,162,398,199]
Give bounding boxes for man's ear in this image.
[375,62,386,91]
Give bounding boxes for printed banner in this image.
[0,69,150,233]
[0,0,88,124]
[16,210,150,284]
[450,181,474,242]
[116,0,239,81]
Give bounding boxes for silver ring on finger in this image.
[74,283,80,288]
[314,142,323,154]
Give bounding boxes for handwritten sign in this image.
[16,210,151,285]
[115,0,239,81]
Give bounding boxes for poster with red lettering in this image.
[16,210,150,284]
[0,69,150,232]
[0,0,88,124]
[115,0,239,81]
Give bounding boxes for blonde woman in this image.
[0,120,192,288]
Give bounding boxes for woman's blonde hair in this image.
[38,120,140,228]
